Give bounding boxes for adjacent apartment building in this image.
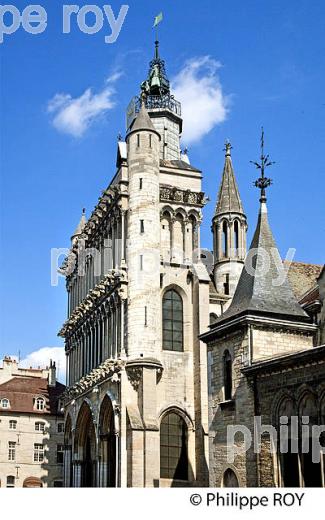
[0,356,65,487]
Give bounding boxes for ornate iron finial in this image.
[154,40,159,60]
[117,132,122,141]
[82,208,86,215]
[223,139,232,157]
[183,147,188,155]
[250,127,274,203]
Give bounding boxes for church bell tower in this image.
[126,40,182,161]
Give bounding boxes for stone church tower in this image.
[59,40,210,487]
[212,142,247,297]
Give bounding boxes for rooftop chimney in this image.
[48,359,56,387]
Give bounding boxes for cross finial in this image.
[223,139,232,157]
[250,127,275,203]
[82,208,86,215]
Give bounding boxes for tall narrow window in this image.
[140,255,143,270]
[56,444,64,464]
[34,443,44,463]
[137,134,140,147]
[222,221,228,257]
[162,289,183,351]
[9,420,17,430]
[149,134,152,148]
[160,412,188,480]
[234,220,239,255]
[140,220,144,234]
[224,274,230,296]
[223,350,232,400]
[8,442,16,461]
[6,476,15,488]
[139,178,143,189]
[277,397,300,487]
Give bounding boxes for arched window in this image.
[222,221,228,257]
[234,220,239,254]
[223,350,232,400]
[299,393,322,487]
[277,397,299,487]
[162,290,183,351]
[35,397,45,411]
[6,476,15,488]
[223,468,239,487]
[1,398,10,409]
[160,412,188,480]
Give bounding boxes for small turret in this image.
[212,142,247,296]
[126,99,161,358]
[71,209,87,245]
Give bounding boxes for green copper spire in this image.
[141,39,170,97]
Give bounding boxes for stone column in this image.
[100,437,108,487]
[228,219,233,257]
[64,445,72,487]
[120,210,126,264]
[170,217,175,262]
[184,218,191,263]
[112,218,116,269]
[73,460,82,487]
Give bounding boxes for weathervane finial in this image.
[223,139,232,157]
[250,127,275,203]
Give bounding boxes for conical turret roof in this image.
[215,145,245,216]
[217,202,309,322]
[130,101,157,134]
[72,209,87,239]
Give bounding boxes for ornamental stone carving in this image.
[160,185,206,207]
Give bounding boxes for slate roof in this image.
[129,102,158,134]
[285,261,323,301]
[160,159,201,173]
[0,377,65,415]
[215,151,245,216]
[213,202,309,324]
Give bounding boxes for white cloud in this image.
[47,72,121,137]
[20,347,66,383]
[172,56,229,145]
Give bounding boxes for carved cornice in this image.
[58,269,127,338]
[59,187,124,275]
[63,358,125,403]
[160,185,206,207]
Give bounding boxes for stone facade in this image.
[0,357,65,488]
[202,174,324,487]
[59,43,212,488]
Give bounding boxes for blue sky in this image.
[1,0,324,375]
